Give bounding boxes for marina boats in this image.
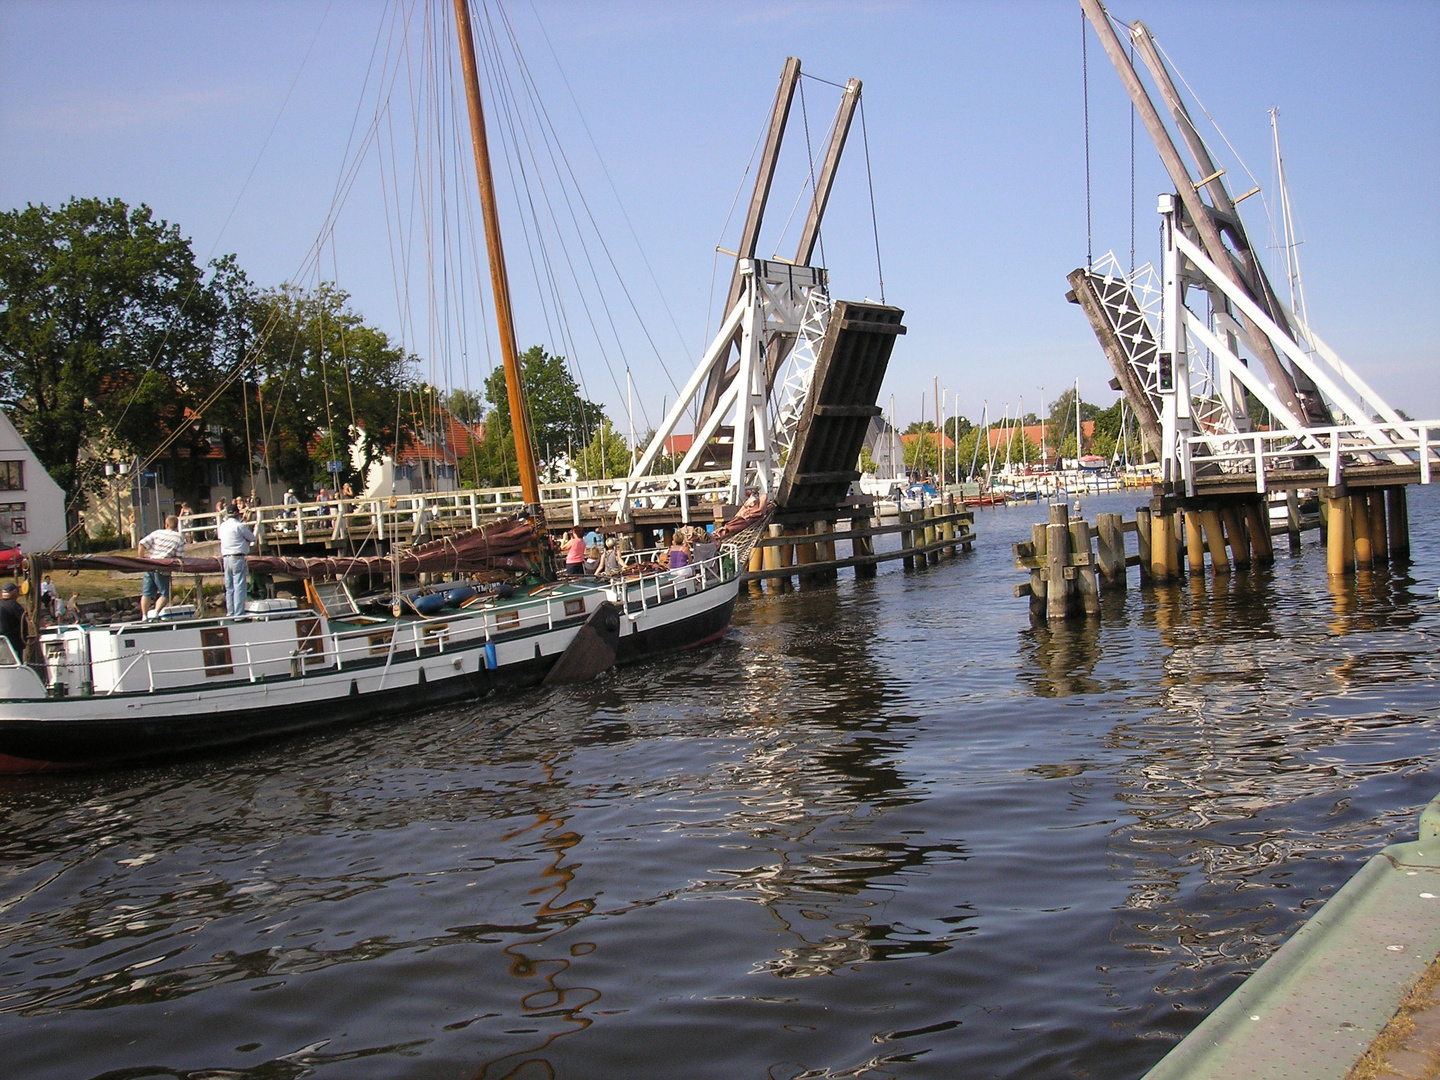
[0,0,759,773]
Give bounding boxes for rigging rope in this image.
[859,96,884,304]
[1082,8,1093,269]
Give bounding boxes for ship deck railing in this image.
[39,555,738,696]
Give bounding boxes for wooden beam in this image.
[795,78,862,267]
[699,57,802,424]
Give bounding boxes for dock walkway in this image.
[1144,795,1440,1079]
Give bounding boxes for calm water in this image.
[2,487,1437,1080]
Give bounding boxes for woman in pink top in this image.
[564,527,587,576]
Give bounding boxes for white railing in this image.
[1182,420,1439,494]
[177,468,736,548]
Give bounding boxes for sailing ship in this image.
[0,1,761,773]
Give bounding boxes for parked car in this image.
[0,542,22,573]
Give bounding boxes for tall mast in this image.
[452,0,541,506]
[1271,107,1309,332]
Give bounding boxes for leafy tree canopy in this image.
[575,419,632,481]
[249,282,414,493]
[467,346,610,487]
[0,197,237,501]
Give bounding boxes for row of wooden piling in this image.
[1017,484,1415,620]
[743,497,975,587]
[1323,486,1409,576]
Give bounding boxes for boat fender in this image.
[484,643,497,670]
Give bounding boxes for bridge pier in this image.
[1320,485,1415,576]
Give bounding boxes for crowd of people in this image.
[556,523,721,580]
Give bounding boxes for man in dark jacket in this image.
[0,581,26,662]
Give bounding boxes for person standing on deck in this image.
[138,514,186,619]
[218,502,256,617]
[0,581,26,663]
[564,527,587,576]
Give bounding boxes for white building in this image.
[0,411,68,552]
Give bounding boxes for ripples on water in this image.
[1,488,1436,1079]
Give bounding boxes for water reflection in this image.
[0,490,1435,1079]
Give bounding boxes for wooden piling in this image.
[1386,486,1410,561]
[1136,507,1152,583]
[1244,500,1274,563]
[1046,505,1070,621]
[1096,512,1125,590]
[1070,518,1100,615]
[855,515,877,578]
[1285,490,1303,552]
[1220,507,1250,570]
[1326,494,1351,576]
[762,523,783,577]
[1029,522,1048,619]
[1351,493,1373,568]
[900,512,915,569]
[1199,510,1229,574]
[1367,491,1388,563]
[1184,510,1205,574]
[794,524,815,576]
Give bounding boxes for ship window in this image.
[367,630,394,656]
[295,618,326,666]
[201,628,234,676]
[495,611,520,631]
[564,598,586,617]
[422,623,450,651]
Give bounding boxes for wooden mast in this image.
[452,0,541,507]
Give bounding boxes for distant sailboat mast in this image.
[1271,107,1310,334]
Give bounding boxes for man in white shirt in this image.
[217,502,257,617]
[138,514,186,618]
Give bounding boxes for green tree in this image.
[858,443,878,474]
[575,419,632,480]
[466,346,608,486]
[1047,387,1103,434]
[446,387,485,425]
[0,197,230,502]
[943,414,973,441]
[904,431,939,476]
[249,282,414,492]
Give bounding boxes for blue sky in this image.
[2,0,1437,437]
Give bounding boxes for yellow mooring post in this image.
[1199,510,1228,574]
[1149,510,1171,582]
[1326,493,1351,576]
[1351,493,1373,569]
[1184,510,1205,574]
